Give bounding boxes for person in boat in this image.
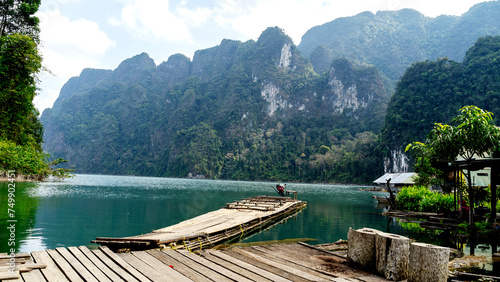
[276,184,285,196]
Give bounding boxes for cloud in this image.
[34,9,115,111]
[109,0,210,43]
[215,0,488,44]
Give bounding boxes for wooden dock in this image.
[1,243,388,281]
[93,196,307,251]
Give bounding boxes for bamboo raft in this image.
[0,243,389,281]
[92,196,307,251]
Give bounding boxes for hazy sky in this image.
[34,0,491,112]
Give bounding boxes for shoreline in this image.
[0,173,44,182]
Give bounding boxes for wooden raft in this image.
[0,243,389,281]
[93,196,307,251]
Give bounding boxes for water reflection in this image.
[0,182,39,253]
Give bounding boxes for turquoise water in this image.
[1,174,408,253]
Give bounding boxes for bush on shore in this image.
[396,185,454,213]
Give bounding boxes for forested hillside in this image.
[298,1,500,89]
[381,36,500,158]
[41,27,388,183]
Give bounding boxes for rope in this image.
[239,224,245,240]
[197,238,203,250]
[182,237,192,253]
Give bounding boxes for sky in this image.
[33,0,492,112]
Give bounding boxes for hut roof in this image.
[373,172,417,185]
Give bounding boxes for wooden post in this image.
[467,168,474,226]
[347,228,379,271]
[375,232,409,281]
[490,159,498,225]
[408,243,450,282]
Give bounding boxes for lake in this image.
[1,174,415,253]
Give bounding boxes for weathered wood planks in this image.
[0,243,391,282]
[93,196,307,251]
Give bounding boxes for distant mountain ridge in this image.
[298,1,500,87]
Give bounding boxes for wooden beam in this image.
[98,246,150,282]
[31,250,70,282]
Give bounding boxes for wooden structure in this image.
[373,173,417,190]
[0,243,389,281]
[93,196,307,251]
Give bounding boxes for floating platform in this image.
[0,243,389,281]
[92,196,307,251]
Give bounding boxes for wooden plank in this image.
[226,248,310,282]
[296,242,348,259]
[0,253,30,260]
[145,250,207,282]
[200,250,273,282]
[236,247,326,281]
[0,270,20,280]
[31,251,70,282]
[78,246,123,282]
[118,253,164,281]
[67,247,111,282]
[20,269,46,282]
[178,250,253,282]
[92,249,138,282]
[206,249,291,282]
[98,246,150,282]
[162,250,232,282]
[45,249,84,282]
[130,251,192,282]
[252,245,337,280]
[0,263,46,273]
[55,247,99,282]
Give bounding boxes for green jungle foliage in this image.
[396,186,454,213]
[0,1,70,179]
[382,36,500,152]
[0,2,45,177]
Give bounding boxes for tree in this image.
[0,33,42,148]
[0,0,41,42]
[407,106,500,225]
[170,123,223,179]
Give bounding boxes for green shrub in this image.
[0,140,49,175]
[397,185,455,212]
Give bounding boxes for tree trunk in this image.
[408,243,450,282]
[375,232,410,281]
[347,227,379,271]
[386,179,397,209]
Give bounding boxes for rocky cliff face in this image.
[41,27,388,179]
[50,68,112,114]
